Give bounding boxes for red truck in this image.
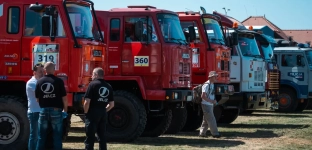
[177,6,235,131]
[95,5,193,141]
[0,0,105,149]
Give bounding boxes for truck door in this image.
[180,21,206,85]
[280,53,308,97]
[121,16,161,75]
[229,45,240,82]
[21,5,69,76]
[106,17,122,75]
[1,5,22,76]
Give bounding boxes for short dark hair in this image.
[33,63,43,71]
[93,67,104,78]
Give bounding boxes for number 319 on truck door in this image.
[32,43,60,70]
[134,56,149,67]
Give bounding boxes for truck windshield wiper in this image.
[76,35,94,41]
[167,38,187,45]
[210,38,225,45]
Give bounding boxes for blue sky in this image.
[92,0,311,29]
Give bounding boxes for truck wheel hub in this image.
[0,112,20,144]
[108,108,128,128]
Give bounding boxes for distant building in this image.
[242,16,312,46]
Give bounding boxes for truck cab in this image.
[274,44,311,112]
[177,6,235,130]
[0,0,104,149]
[95,6,193,141]
[213,11,268,114]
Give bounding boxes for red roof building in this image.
[242,16,312,45]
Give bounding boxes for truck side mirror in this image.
[135,21,143,41]
[42,15,51,36]
[232,32,238,46]
[29,3,44,12]
[188,26,196,42]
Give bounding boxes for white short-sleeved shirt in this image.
[201,80,215,105]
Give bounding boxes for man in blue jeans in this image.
[26,63,44,150]
[35,62,68,150]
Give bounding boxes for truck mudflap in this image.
[165,89,193,102]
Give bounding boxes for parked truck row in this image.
[2,1,309,149]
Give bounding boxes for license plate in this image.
[261,97,266,102]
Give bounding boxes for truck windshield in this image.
[157,14,187,44]
[202,18,225,45]
[238,34,261,57]
[66,4,95,39]
[305,50,312,69]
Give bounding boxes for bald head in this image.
[44,62,55,74]
[92,67,104,80]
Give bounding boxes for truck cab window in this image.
[24,7,65,37]
[180,21,202,42]
[110,18,120,41]
[7,7,20,34]
[281,54,299,67]
[124,17,158,43]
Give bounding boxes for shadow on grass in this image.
[245,110,312,114]
[64,135,245,148]
[177,130,279,138]
[240,113,310,118]
[218,124,310,129]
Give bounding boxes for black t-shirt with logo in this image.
[35,74,67,109]
[84,79,114,109]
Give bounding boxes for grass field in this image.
[63,110,312,150]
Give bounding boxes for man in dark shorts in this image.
[35,62,68,150]
[84,67,114,150]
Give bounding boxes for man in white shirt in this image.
[199,71,221,138]
[26,63,44,150]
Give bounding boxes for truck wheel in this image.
[106,90,146,142]
[141,108,172,137]
[295,99,309,112]
[218,109,239,124]
[277,88,298,112]
[164,107,187,134]
[0,97,28,150]
[181,104,202,132]
[45,113,72,149]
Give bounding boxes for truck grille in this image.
[221,60,229,71]
[179,63,190,74]
[254,71,264,81]
[267,71,279,90]
[179,77,190,81]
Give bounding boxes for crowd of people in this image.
[26,61,220,150]
[26,62,114,150]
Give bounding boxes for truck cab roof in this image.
[107,5,176,14]
[274,47,312,53]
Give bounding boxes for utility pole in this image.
[222,7,230,15]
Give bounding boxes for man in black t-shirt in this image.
[35,62,68,150]
[84,67,114,150]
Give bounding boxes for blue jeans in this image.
[27,112,39,150]
[36,108,63,150]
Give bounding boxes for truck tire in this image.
[181,104,202,132]
[106,90,146,142]
[217,109,239,124]
[277,87,298,112]
[0,97,28,150]
[141,109,172,137]
[45,113,72,149]
[295,99,309,112]
[164,107,187,134]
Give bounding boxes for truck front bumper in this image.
[165,89,193,102]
